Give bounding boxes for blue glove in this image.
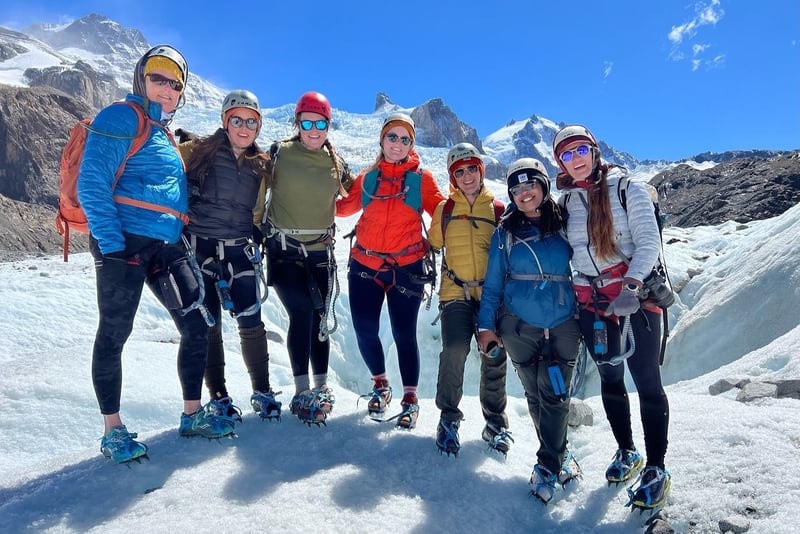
[606,280,641,317]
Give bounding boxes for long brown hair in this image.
[585,163,617,261]
[186,128,272,187]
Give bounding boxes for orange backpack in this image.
[56,101,188,261]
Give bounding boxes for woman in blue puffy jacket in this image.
[477,158,581,504]
[78,45,233,465]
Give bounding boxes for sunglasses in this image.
[229,116,259,131]
[559,144,591,163]
[385,133,412,146]
[453,164,479,179]
[299,119,329,131]
[510,181,539,197]
[145,73,184,92]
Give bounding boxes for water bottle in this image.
[593,320,607,355]
[216,279,234,311]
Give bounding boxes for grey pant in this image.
[499,311,581,473]
[435,300,508,428]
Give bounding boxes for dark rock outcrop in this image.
[0,85,93,259]
[651,152,800,226]
[25,59,121,111]
[410,98,482,150]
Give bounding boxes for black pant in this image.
[435,300,508,428]
[579,308,670,468]
[499,312,581,473]
[269,245,331,380]
[90,233,208,414]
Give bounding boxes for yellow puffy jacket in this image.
[428,187,504,302]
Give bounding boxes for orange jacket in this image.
[337,150,445,271]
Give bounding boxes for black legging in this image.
[90,233,208,414]
[579,308,670,469]
[270,248,331,379]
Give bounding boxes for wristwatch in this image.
[623,282,640,295]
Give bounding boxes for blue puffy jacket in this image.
[77,94,187,255]
[477,218,576,330]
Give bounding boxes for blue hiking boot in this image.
[100,425,149,464]
[251,390,282,421]
[435,418,461,456]
[207,396,242,423]
[606,448,644,484]
[626,466,672,510]
[179,404,236,439]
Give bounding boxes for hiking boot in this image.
[207,396,242,423]
[606,448,644,484]
[364,378,392,415]
[482,423,514,456]
[529,464,558,504]
[100,425,148,464]
[435,418,461,456]
[251,390,282,421]
[396,393,419,430]
[626,466,672,509]
[314,385,335,416]
[290,390,326,426]
[179,405,236,439]
[558,450,582,486]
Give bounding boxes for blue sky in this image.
[1,0,798,161]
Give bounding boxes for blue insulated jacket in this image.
[77,94,187,254]
[478,219,576,331]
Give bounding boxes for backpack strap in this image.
[109,102,189,224]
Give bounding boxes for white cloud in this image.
[668,0,725,67]
[602,61,613,78]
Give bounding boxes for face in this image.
[226,108,260,151]
[559,140,594,181]
[511,180,544,216]
[381,126,413,163]
[451,162,482,196]
[144,69,182,113]
[297,111,329,150]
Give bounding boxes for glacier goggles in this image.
[558,144,591,163]
[452,164,479,179]
[228,116,260,130]
[299,119,329,131]
[145,73,184,92]
[384,133,412,146]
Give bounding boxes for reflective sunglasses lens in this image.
[576,144,590,156]
[300,120,313,131]
[245,118,259,130]
[453,169,465,179]
[560,151,574,163]
[467,164,478,174]
[314,120,329,131]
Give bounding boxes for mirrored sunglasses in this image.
[145,73,184,92]
[229,116,259,131]
[385,133,412,146]
[510,181,538,197]
[559,144,591,163]
[299,119,329,131]
[453,164,479,179]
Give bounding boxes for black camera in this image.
[641,270,674,308]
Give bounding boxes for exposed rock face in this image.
[651,152,800,226]
[410,98,483,150]
[25,60,121,111]
[0,85,93,259]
